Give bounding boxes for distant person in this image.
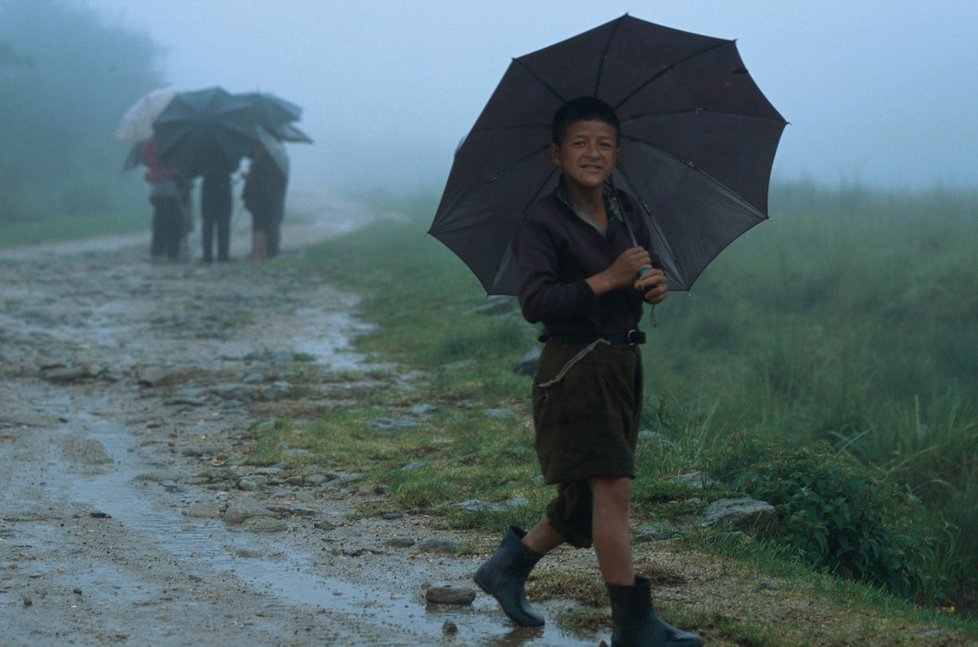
[200,173,233,263]
[178,181,194,261]
[242,143,287,262]
[140,139,186,261]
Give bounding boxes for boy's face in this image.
[549,119,619,192]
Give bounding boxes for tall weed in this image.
[303,183,978,610]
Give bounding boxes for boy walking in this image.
[474,97,703,647]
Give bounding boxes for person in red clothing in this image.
[140,140,188,260]
[474,97,703,647]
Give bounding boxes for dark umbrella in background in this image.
[238,91,314,143]
[268,122,313,143]
[152,87,260,177]
[430,14,787,295]
[255,125,290,177]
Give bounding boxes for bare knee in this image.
[589,477,631,510]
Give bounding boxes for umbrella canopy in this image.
[152,87,259,177]
[269,122,314,143]
[237,92,313,143]
[122,140,145,171]
[430,14,786,295]
[115,86,180,145]
[255,126,290,177]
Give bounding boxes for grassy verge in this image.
[243,185,978,645]
[0,208,148,248]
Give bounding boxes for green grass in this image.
[242,184,978,642]
[0,208,147,248]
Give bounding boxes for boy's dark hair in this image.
[551,96,621,145]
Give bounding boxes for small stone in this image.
[425,586,476,606]
[43,366,92,382]
[368,418,421,437]
[417,538,463,555]
[669,471,716,490]
[699,497,778,537]
[239,516,287,533]
[223,498,277,524]
[634,521,677,542]
[182,502,223,519]
[385,536,415,548]
[511,347,541,376]
[305,474,330,486]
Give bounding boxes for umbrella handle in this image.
[636,267,660,328]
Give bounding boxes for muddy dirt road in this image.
[0,200,599,646]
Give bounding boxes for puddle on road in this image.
[289,303,376,372]
[56,413,600,646]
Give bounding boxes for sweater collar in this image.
[555,176,624,237]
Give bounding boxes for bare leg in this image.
[522,516,564,556]
[250,232,268,263]
[590,476,634,586]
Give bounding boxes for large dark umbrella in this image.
[430,14,786,294]
[269,122,313,143]
[237,92,313,143]
[152,87,259,177]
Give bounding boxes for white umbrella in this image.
[115,86,180,144]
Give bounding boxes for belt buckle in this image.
[625,329,644,345]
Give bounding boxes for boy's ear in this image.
[548,142,561,167]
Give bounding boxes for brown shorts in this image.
[532,340,643,547]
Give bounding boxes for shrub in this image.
[712,437,951,603]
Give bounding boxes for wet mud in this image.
[0,199,600,646]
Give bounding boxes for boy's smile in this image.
[549,119,620,193]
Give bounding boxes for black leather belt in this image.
[542,329,646,346]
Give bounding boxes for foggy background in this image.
[83,0,978,196]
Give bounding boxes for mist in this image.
[79,0,978,197]
[77,0,978,197]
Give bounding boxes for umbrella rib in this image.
[593,16,627,97]
[431,156,550,237]
[489,165,559,292]
[511,58,569,104]
[623,134,770,221]
[455,142,550,192]
[614,164,689,289]
[612,40,733,111]
[622,108,787,125]
[469,123,550,135]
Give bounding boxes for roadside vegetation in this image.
[1,0,158,225]
[244,182,977,645]
[1,209,147,248]
[9,182,976,644]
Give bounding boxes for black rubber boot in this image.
[606,576,704,646]
[474,525,545,627]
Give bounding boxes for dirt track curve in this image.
[0,197,599,647]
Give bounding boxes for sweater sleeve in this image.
[516,212,596,325]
